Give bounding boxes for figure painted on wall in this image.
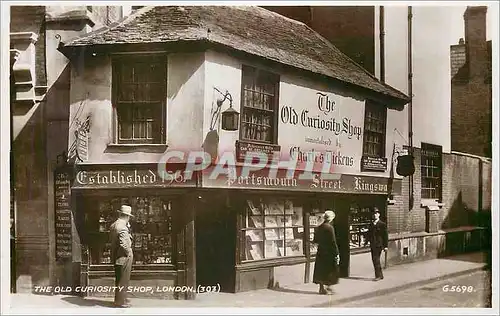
[312,210,340,294]
[365,207,389,281]
[110,205,134,308]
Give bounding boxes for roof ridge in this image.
[59,5,409,104]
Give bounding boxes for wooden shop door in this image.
[195,197,236,293]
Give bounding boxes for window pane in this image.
[240,67,278,143]
[119,83,136,101]
[120,64,134,83]
[91,196,173,265]
[114,57,166,144]
[147,121,153,139]
[134,63,150,83]
[119,121,133,139]
[149,83,165,102]
[135,83,147,101]
[421,143,442,199]
[363,101,386,157]
[135,121,145,139]
[243,198,304,261]
[149,63,165,83]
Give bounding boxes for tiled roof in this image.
[61,6,409,105]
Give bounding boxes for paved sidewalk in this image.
[7,252,487,311]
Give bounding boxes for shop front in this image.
[67,163,198,300]
[198,166,402,292]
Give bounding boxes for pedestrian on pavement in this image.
[110,205,134,308]
[365,207,388,281]
[313,210,340,295]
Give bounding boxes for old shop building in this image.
[57,5,413,297]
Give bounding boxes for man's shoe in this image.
[373,277,383,281]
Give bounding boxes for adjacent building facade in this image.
[451,6,492,158]
[10,5,129,293]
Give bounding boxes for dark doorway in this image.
[341,194,388,277]
[332,197,351,278]
[196,195,236,292]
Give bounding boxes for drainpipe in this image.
[380,6,385,83]
[408,6,414,209]
[10,54,17,294]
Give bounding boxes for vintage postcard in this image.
[1,1,498,315]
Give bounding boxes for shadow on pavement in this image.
[270,287,320,295]
[440,252,487,264]
[344,276,374,281]
[61,296,115,308]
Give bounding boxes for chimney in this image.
[464,6,488,79]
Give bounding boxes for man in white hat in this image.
[110,205,134,308]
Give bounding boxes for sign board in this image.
[54,168,73,260]
[361,156,388,172]
[72,163,198,189]
[235,140,281,163]
[277,82,365,175]
[202,166,401,195]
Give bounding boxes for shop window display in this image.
[349,203,372,249]
[309,209,325,255]
[242,198,304,261]
[88,196,173,265]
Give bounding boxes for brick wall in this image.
[386,147,491,234]
[441,153,491,227]
[391,148,492,232]
[442,153,478,227]
[10,6,44,33]
[387,148,425,234]
[451,7,492,158]
[451,80,492,157]
[481,160,492,211]
[263,6,375,75]
[386,148,491,265]
[309,6,375,74]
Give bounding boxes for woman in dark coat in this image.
[313,210,340,294]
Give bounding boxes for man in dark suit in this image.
[366,207,388,281]
[110,205,134,308]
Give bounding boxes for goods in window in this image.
[264,228,279,240]
[242,198,305,261]
[249,216,264,228]
[92,196,174,265]
[265,240,281,258]
[264,216,279,227]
